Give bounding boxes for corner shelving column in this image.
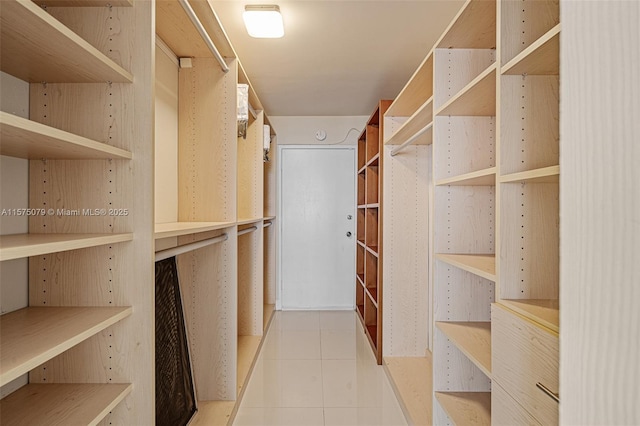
[356,100,391,365]
[431,0,496,424]
[0,0,154,423]
[493,0,560,423]
[263,119,277,329]
[381,53,432,425]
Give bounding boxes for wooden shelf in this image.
[156,0,211,59]
[500,299,559,333]
[366,203,380,208]
[0,383,132,426]
[437,167,496,186]
[500,165,559,184]
[502,24,560,76]
[0,112,132,160]
[0,307,132,386]
[435,254,496,282]
[366,245,379,257]
[34,0,133,6]
[237,217,263,226]
[385,97,434,146]
[357,240,366,249]
[356,303,365,321]
[366,325,378,347]
[365,286,378,307]
[384,356,432,426]
[436,0,496,49]
[436,64,496,117]
[264,216,276,221]
[387,54,433,117]
[356,273,365,286]
[366,153,380,167]
[263,304,275,332]
[154,222,234,239]
[0,0,132,83]
[0,233,133,262]
[436,322,491,378]
[237,335,262,397]
[435,392,491,426]
[190,400,236,426]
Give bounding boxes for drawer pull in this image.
[536,382,559,403]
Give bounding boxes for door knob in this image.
[346,232,352,237]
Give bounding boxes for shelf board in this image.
[435,392,491,426]
[263,304,275,332]
[154,222,234,239]
[0,112,133,160]
[190,400,236,426]
[366,203,380,209]
[366,245,379,257]
[356,274,365,286]
[436,322,491,378]
[156,0,211,58]
[264,216,276,221]
[385,97,434,146]
[356,304,365,323]
[0,383,132,426]
[366,153,380,167]
[387,53,433,117]
[500,165,559,184]
[436,64,497,117]
[502,24,560,76]
[436,167,496,186]
[435,253,496,282]
[500,299,559,333]
[0,306,132,386]
[436,0,496,49]
[237,335,262,397]
[0,233,133,262]
[358,165,367,174]
[357,240,366,249]
[237,217,264,226]
[34,0,133,6]
[357,204,366,209]
[365,287,378,306]
[384,356,432,426]
[366,325,378,347]
[0,0,132,83]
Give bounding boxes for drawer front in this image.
[492,304,559,425]
[492,381,541,426]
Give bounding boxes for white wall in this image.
[269,116,368,146]
[0,71,30,397]
[560,1,640,424]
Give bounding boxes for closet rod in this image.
[238,226,258,236]
[178,0,229,73]
[390,122,433,156]
[264,222,272,228]
[155,233,228,262]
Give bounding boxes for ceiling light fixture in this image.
[243,5,284,38]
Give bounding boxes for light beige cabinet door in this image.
[492,304,559,425]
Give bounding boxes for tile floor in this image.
[234,310,408,426]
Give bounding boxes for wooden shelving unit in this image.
[153,3,277,424]
[0,383,132,426]
[385,97,433,146]
[0,4,152,423]
[383,0,561,424]
[384,356,433,426]
[356,100,391,364]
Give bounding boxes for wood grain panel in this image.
[384,356,432,426]
[386,54,433,118]
[492,381,542,426]
[238,112,264,220]
[382,145,429,357]
[492,304,558,425]
[436,0,496,49]
[435,391,491,425]
[500,75,559,175]
[177,229,237,400]
[559,1,640,423]
[238,227,263,336]
[156,0,211,58]
[263,221,276,306]
[179,57,237,223]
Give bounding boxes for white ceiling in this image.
[209,0,465,116]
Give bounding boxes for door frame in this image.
[276,144,357,310]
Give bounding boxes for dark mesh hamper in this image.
[155,257,196,426]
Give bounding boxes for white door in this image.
[280,147,355,309]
